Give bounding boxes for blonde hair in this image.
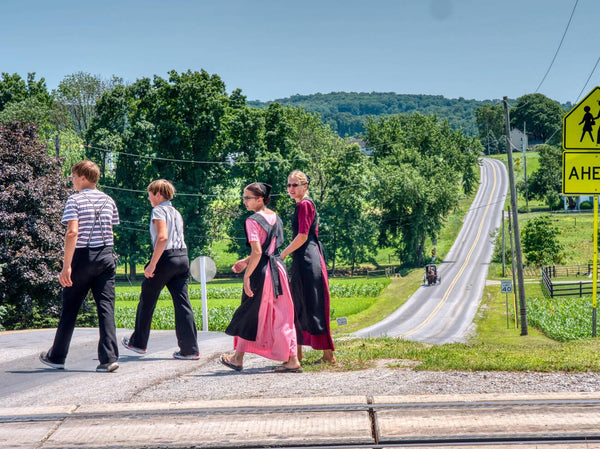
[289,170,309,186]
[288,170,310,199]
[147,179,175,200]
[71,160,100,184]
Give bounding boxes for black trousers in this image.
[129,249,198,355]
[49,246,119,365]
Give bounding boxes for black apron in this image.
[225,213,284,341]
[290,198,328,341]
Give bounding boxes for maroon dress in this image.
[289,198,334,350]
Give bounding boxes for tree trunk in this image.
[129,261,137,281]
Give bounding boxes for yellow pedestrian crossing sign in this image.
[563,86,600,150]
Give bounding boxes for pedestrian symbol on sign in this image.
[564,86,600,150]
[579,105,597,143]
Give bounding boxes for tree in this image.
[0,97,71,144]
[475,103,505,153]
[510,93,565,145]
[527,144,563,209]
[55,72,122,136]
[319,143,379,273]
[86,70,236,277]
[0,72,51,112]
[366,113,479,266]
[521,215,564,266]
[0,122,68,329]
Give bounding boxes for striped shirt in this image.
[149,201,186,250]
[61,189,120,248]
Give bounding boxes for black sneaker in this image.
[173,351,199,360]
[39,351,64,369]
[96,361,119,372]
[121,336,146,354]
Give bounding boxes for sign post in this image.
[562,86,600,337]
[190,256,217,332]
[501,280,513,329]
[594,197,598,337]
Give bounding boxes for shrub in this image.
[0,122,69,329]
[521,215,564,266]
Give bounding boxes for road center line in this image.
[400,159,499,338]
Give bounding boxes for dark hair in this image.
[245,182,271,205]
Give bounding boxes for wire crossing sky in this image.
[1,0,599,105]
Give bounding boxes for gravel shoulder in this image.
[132,353,600,403]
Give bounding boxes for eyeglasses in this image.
[242,196,259,200]
[286,183,306,188]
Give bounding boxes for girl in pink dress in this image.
[221,182,301,373]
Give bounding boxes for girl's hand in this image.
[232,259,248,273]
[243,277,254,297]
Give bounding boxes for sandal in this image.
[273,365,303,373]
[315,357,337,365]
[220,353,243,371]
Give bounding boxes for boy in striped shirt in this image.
[40,160,120,372]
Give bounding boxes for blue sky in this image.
[1,0,598,104]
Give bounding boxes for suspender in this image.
[81,192,110,247]
[156,204,184,250]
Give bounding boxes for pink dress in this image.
[231,211,297,361]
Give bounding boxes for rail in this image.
[542,265,600,297]
[5,398,600,448]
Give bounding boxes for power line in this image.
[102,185,221,198]
[575,55,600,103]
[102,181,370,199]
[534,0,579,93]
[85,144,358,166]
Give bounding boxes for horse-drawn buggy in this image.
[423,263,440,286]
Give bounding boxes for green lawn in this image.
[115,277,390,333]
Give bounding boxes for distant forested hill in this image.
[248,92,497,137]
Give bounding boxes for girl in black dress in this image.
[281,171,335,364]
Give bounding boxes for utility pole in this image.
[523,122,528,209]
[502,209,506,278]
[503,97,528,335]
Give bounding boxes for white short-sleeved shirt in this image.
[61,189,119,248]
[150,201,187,250]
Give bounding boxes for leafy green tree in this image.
[510,93,565,144]
[319,143,379,273]
[366,113,480,266]
[55,72,122,136]
[0,72,51,111]
[526,144,563,209]
[0,97,71,143]
[0,122,68,329]
[522,215,564,266]
[87,70,237,276]
[475,103,505,154]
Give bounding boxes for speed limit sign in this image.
[501,280,513,294]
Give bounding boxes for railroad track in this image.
[4,397,600,448]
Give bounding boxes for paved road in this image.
[356,157,508,343]
[0,328,231,407]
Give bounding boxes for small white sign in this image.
[336,317,348,326]
[501,280,513,294]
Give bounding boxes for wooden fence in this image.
[542,265,600,298]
